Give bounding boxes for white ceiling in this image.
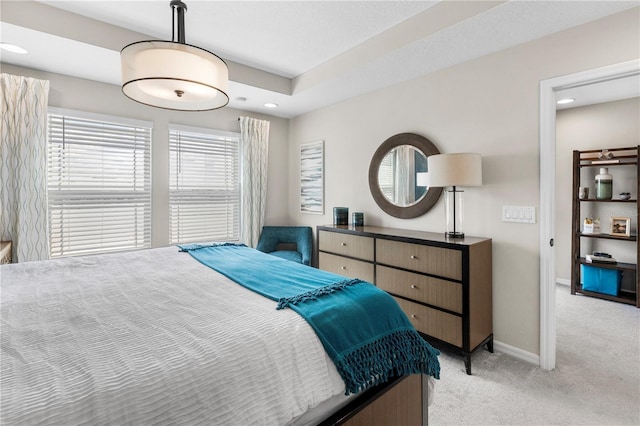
[1,0,638,118]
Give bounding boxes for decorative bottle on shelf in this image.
[595,167,613,200]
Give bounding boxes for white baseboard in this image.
[493,340,540,366]
[556,278,570,287]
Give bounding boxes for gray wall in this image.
[287,8,640,356]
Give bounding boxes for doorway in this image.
[539,59,640,370]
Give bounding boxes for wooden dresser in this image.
[317,225,492,374]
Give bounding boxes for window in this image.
[47,108,152,257]
[169,125,240,244]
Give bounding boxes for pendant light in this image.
[121,0,229,111]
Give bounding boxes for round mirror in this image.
[368,133,443,218]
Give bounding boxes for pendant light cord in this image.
[170,0,187,44]
[171,3,175,42]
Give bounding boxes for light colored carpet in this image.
[429,284,639,425]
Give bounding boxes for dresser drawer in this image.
[394,297,462,347]
[319,252,375,283]
[376,239,462,280]
[318,230,374,261]
[377,265,462,314]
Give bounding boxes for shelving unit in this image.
[571,147,639,307]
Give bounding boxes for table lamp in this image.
[427,153,482,238]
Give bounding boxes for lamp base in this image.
[445,231,465,239]
[444,186,465,239]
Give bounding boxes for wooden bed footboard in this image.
[319,374,428,426]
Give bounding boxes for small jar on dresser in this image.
[317,225,493,375]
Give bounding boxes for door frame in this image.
[539,59,640,370]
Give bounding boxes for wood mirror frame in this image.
[368,133,443,219]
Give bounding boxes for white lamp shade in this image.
[121,41,229,111]
[427,153,482,187]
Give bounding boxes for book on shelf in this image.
[590,159,621,165]
[585,254,617,263]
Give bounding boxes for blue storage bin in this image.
[581,264,622,296]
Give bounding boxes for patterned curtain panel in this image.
[239,117,270,247]
[0,74,50,262]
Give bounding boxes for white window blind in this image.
[47,109,152,258]
[169,125,240,244]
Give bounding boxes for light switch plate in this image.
[502,206,536,223]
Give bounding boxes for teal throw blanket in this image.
[179,243,440,395]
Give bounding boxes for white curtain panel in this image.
[1,74,50,262]
[239,116,270,247]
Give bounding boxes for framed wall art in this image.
[300,140,324,214]
[610,216,631,237]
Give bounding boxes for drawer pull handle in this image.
[341,266,346,270]
[341,242,347,246]
[411,285,418,289]
[410,255,417,259]
[411,314,417,319]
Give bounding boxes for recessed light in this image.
[557,98,575,105]
[0,43,28,54]
[264,103,278,108]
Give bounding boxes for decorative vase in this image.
[578,187,589,200]
[333,207,349,225]
[595,168,613,200]
[352,212,364,226]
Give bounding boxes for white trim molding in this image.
[539,59,640,371]
[494,340,540,367]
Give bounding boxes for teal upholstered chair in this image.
[256,226,313,265]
